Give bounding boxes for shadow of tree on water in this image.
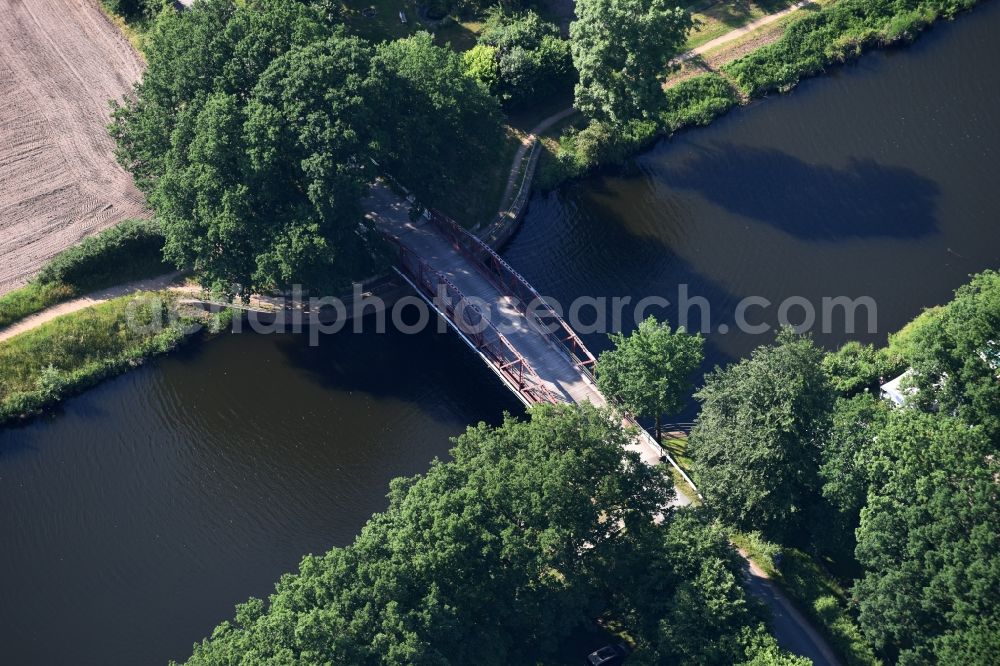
[649,142,941,240]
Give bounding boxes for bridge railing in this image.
[426,209,598,374]
[386,235,560,406]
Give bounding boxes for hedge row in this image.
[0,219,169,329]
[723,0,980,95]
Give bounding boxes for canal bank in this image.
[2,3,1000,663]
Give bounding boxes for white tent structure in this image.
[880,369,917,407]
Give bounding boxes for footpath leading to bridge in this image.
[367,181,840,665]
[365,181,696,503]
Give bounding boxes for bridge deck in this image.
[364,183,676,476]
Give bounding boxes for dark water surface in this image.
[3,4,1000,664]
[506,2,1000,370]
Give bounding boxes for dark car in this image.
[586,643,629,665]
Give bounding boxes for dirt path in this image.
[676,0,814,62]
[0,0,148,296]
[497,107,578,214]
[0,273,186,343]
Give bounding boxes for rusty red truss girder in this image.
[383,233,561,406]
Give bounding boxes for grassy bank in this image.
[539,72,740,186]
[0,292,197,426]
[0,219,170,329]
[723,0,978,95]
[541,0,982,187]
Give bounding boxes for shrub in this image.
[723,0,983,97]
[470,9,575,109]
[0,219,170,331]
[822,341,905,396]
[35,219,169,292]
[661,73,739,131]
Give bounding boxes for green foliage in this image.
[739,627,813,665]
[731,530,783,577]
[596,315,704,440]
[374,32,505,208]
[733,530,881,666]
[467,9,574,109]
[626,511,783,665]
[885,304,943,360]
[660,73,740,131]
[178,404,667,663]
[722,0,981,97]
[0,219,169,329]
[689,329,834,543]
[822,340,905,397]
[462,43,500,88]
[778,549,882,666]
[548,74,737,184]
[570,0,693,123]
[815,394,891,564]
[853,409,999,664]
[112,1,504,297]
[902,269,1000,439]
[36,219,170,292]
[0,282,76,330]
[101,0,165,23]
[0,293,190,424]
[175,405,805,664]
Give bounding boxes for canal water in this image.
[2,4,999,664]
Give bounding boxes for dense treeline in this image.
[463,9,574,110]
[689,270,1000,664]
[178,404,807,665]
[110,0,502,299]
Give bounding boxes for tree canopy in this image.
[464,9,574,109]
[110,0,502,298]
[853,409,999,664]
[570,0,692,123]
[903,269,1000,439]
[177,404,803,665]
[596,315,703,441]
[688,329,834,543]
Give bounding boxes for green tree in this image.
[904,270,1000,440]
[822,340,904,397]
[177,405,805,665]
[853,409,1000,664]
[111,0,378,297]
[373,32,504,208]
[462,43,500,89]
[596,315,704,442]
[469,9,574,109]
[814,393,890,564]
[111,5,505,297]
[570,0,692,123]
[688,330,834,543]
[179,404,675,664]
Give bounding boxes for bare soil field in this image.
[0,0,147,295]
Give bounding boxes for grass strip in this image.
[0,292,194,426]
